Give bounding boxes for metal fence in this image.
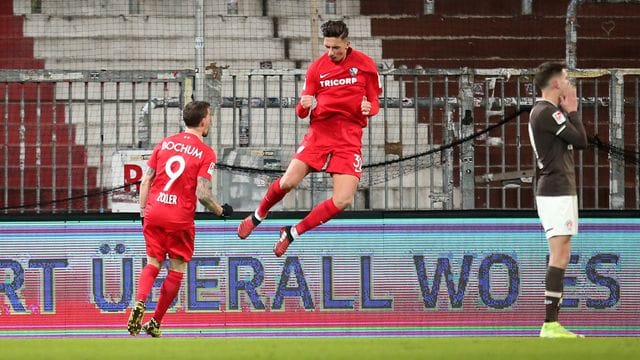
[213,67,640,211]
[1,68,639,213]
[1,70,193,213]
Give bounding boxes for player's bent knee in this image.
[168,258,187,273]
[146,256,163,269]
[332,196,353,210]
[279,178,299,192]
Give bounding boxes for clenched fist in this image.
[220,203,233,217]
[361,96,372,116]
[300,95,314,109]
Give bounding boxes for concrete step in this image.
[0,103,66,124]
[372,16,640,38]
[361,0,423,16]
[33,37,286,61]
[436,0,523,16]
[381,38,640,60]
[265,0,361,17]
[0,15,24,36]
[13,0,265,16]
[41,58,302,71]
[24,14,274,39]
[394,57,640,69]
[4,144,89,165]
[0,57,44,69]
[0,0,13,15]
[0,37,35,58]
[362,0,640,16]
[0,123,76,144]
[3,165,97,187]
[277,15,372,38]
[531,2,640,16]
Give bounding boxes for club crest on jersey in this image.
[552,111,566,125]
[349,67,359,77]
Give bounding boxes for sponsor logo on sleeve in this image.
[552,111,566,125]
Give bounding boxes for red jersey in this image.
[296,48,382,127]
[144,132,216,228]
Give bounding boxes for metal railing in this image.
[1,68,639,213]
[213,67,640,211]
[0,70,194,213]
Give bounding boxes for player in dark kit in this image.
[528,62,587,338]
[237,20,382,256]
[127,101,233,337]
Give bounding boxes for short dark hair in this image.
[534,61,566,89]
[183,101,210,128]
[321,20,348,39]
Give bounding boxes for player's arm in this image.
[362,71,381,117]
[296,64,318,118]
[196,176,232,217]
[543,109,587,150]
[139,167,155,217]
[556,87,588,149]
[558,112,588,149]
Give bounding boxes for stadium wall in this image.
[0,211,638,337]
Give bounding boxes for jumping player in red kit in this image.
[237,20,382,256]
[127,101,232,337]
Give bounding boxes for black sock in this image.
[251,213,261,226]
[544,266,565,323]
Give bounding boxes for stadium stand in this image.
[364,0,640,68]
[362,0,640,208]
[0,0,101,212]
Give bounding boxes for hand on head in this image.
[559,86,578,113]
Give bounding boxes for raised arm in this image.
[557,87,588,149]
[558,112,588,149]
[364,71,381,117]
[295,63,318,118]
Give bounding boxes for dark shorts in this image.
[143,222,195,262]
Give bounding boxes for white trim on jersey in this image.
[555,125,567,136]
[528,122,543,170]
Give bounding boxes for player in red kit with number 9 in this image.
[127,101,233,337]
[237,20,382,256]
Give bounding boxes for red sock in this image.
[294,198,342,236]
[256,178,288,218]
[153,270,183,324]
[135,264,160,303]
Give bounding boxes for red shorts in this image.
[143,222,195,262]
[294,120,364,178]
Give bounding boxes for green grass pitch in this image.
[1,337,638,360]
